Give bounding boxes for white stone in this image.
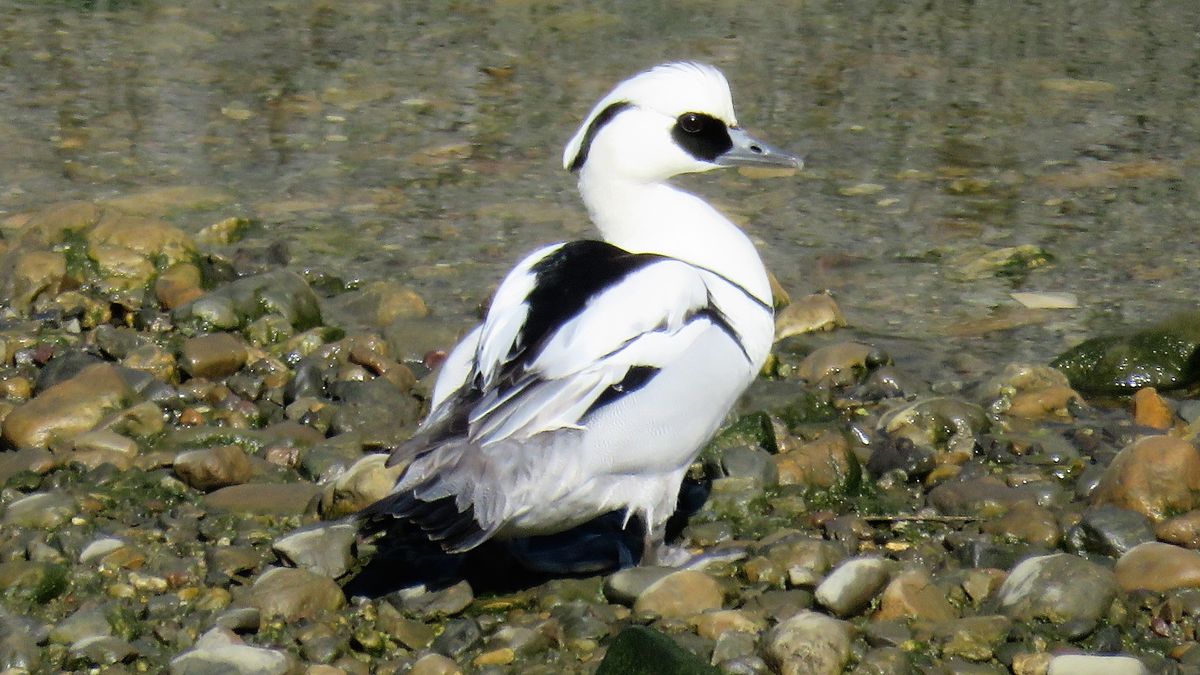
[1047,654,1148,675]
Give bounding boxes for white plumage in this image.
[363,62,801,565]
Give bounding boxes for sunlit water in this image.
[2,0,1198,387]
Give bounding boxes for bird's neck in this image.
[577,172,772,305]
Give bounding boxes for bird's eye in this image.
[678,113,704,134]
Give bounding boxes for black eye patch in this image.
[671,112,733,162]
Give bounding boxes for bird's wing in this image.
[393,240,743,462]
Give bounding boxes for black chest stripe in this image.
[516,241,664,364]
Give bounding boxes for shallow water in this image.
[2,0,1198,384]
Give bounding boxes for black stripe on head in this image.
[519,241,663,363]
[585,365,661,416]
[671,112,733,163]
[568,101,632,173]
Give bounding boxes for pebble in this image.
[1115,542,1200,592]
[994,554,1117,630]
[1046,654,1149,675]
[2,363,133,449]
[1131,387,1174,429]
[874,569,957,621]
[632,570,724,619]
[1072,505,1154,556]
[180,333,249,379]
[408,653,463,675]
[2,491,77,529]
[796,342,878,385]
[1009,291,1079,310]
[174,445,255,491]
[245,567,346,623]
[169,627,293,675]
[272,523,357,579]
[763,610,853,675]
[594,625,717,675]
[692,609,765,640]
[603,566,675,605]
[774,293,845,340]
[814,555,891,617]
[982,501,1062,547]
[1092,435,1200,521]
[204,482,322,514]
[775,431,856,489]
[1155,510,1200,548]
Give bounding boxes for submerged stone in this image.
[1052,314,1200,394]
[596,625,720,675]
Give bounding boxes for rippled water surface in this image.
[2,0,1198,382]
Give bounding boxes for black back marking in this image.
[518,241,663,364]
[567,101,632,172]
[671,112,733,163]
[585,365,661,416]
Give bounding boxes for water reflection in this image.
[1,1,1197,381]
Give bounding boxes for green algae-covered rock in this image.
[174,270,322,335]
[1052,314,1200,394]
[596,625,720,675]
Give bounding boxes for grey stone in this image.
[2,491,77,529]
[272,523,357,579]
[763,611,853,675]
[994,554,1118,635]
[602,566,675,605]
[1047,654,1149,675]
[170,627,292,675]
[1073,505,1155,557]
[49,605,111,645]
[815,555,892,617]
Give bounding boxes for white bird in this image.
[361,61,801,566]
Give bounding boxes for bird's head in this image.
[563,62,802,183]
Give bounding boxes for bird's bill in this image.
[715,127,804,169]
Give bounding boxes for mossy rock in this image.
[1052,315,1200,394]
[173,270,322,335]
[596,625,720,675]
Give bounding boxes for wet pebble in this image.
[180,333,249,379]
[174,445,255,491]
[271,523,356,579]
[1070,505,1154,556]
[815,555,892,617]
[994,553,1117,632]
[203,482,321,515]
[169,627,293,675]
[1115,542,1200,593]
[2,491,76,529]
[1091,435,1200,521]
[603,566,674,605]
[632,569,723,619]
[875,569,956,621]
[2,363,133,449]
[245,567,346,623]
[409,653,463,675]
[1046,653,1149,675]
[763,610,853,675]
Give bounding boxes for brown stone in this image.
[180,333,249,379]
[2,363,133,449]
[981,501,1062,547]
[1115,542,1200,593]
[1006,385,1079,420]
[774,293,845,340]
[86,210,196,267]
[1156,510,1200,549]
[796,342,874,386]
[17,201,101,247]
[89,244,155,288]
[633,570,724,619]
[8,249,66,309]
[154,262,204,310]
[1091,435,1200,521]
[1132,387,1174,430]
[246,567,345,624]
[692,609,766,640]
[775,431,855,490]
[204,483,321,515]
[874,569,957,621]
[101,186,233,216]
[174,445,254,491]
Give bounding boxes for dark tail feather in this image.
[356,490,490,553]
